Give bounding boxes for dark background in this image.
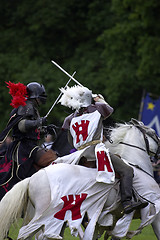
[1,0,160,130]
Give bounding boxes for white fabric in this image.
[95,143,115,184]
[18,163,118,240]
[18,122,160,239]
[53,143,115,184]
[59,110,115,184]
[70,110,102,149]
[53,146,89,165]
[17,164,160,239]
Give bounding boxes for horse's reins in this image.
[105,123,160,164]
[119,141,147,153]
[114,125,160,178]
[119,125,159,156]
[128,162,154,179]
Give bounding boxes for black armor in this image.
[12,99,46,140]
[27,82,47,104]
[0,82,49,200]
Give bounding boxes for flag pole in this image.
[138,89,146,121]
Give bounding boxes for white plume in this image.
[59,85,92,110]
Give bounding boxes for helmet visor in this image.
[39,94,47,104]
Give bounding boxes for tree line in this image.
[0,0,160,131]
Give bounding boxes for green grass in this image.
[7,219,156,240]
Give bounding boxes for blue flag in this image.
[140,93,160,136]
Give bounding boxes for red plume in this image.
[6,81,28,108]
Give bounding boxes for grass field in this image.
[7,219,156,240]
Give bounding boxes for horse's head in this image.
[104,119,160,176]
[129,118,160,164]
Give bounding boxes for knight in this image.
[0,81,57,200]
[58,85,148,214]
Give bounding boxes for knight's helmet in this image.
[59,85,92,110]
[27,82,47,104]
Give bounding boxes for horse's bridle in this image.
[119,125,160,163]
[136,125,160,163]
[104,123,160,178]
[119,141,147,153]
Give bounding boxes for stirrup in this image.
[123,200,148,214]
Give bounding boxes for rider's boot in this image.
[110,154,148,214]
[119,165,148,214]
[123,200,148,214]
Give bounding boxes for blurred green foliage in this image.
[1,0,160,131]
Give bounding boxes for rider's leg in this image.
[110,153,148,214]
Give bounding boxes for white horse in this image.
[0,119,160,240]
[102,119,160,239]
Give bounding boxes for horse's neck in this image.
[105,126,153,176]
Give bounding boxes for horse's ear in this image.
[130,118,144,126]
[130,118,139,125]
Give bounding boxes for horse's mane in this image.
[106,119,159,147]
[106,122,132,144]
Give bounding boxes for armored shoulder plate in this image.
[17,101,36,117]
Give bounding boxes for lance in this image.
[44,71,76,118]
[51,60,83,87]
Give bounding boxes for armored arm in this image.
[18,118,47,132]
[17,100,47,133]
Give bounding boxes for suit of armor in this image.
[0,82,55,200]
